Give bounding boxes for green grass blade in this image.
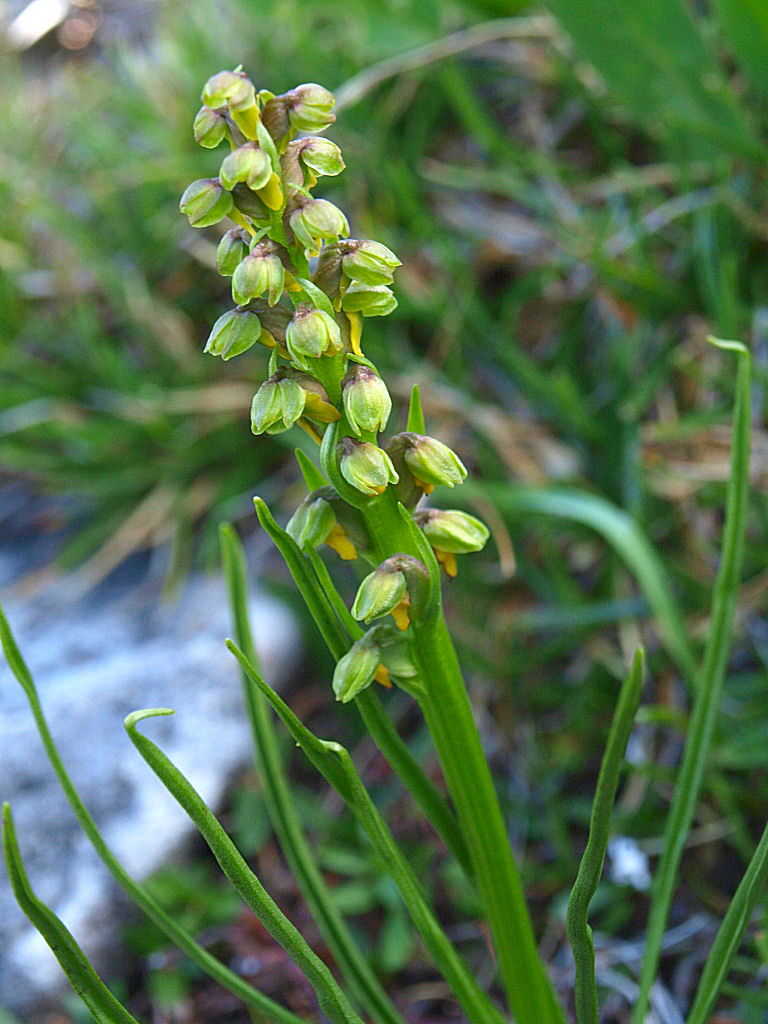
[686,816,768,1024]
[567,649,645,1024]
[2,804,141,1024]
[219,524,406,1024]
[226,641,508,1024]
[715,0,768,100]
[632,340,752,1024]
[0,605,306,1024]
[460,481,697,685]
[549,0,761,158]
[124,709,362,1024]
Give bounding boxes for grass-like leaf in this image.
[0,604,305,1024]
[685,815,768,1024]
[2,804,141,1024]
[124,708,362,1024]
[567,649,645,1024]
[632,340,752,1023]
[220,523,406,1024]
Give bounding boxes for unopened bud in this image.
[232,247,285,306]
[341,282,397,317]
[338,438,398,497]
[332,632,380,703]
[216,228,250,276]
[352,564,407,624]
[342,365,391,435]
[342,240,401,286]
[219,143,272,191]
[298,138,345,177]
[388,432,466,493]
[193,106,228,148]
[202,69,254,110]
[413,508,490,553]
[289,198,349,254]
[204,308,262,361]
[179,178,233,228]
[286,304,342,364]
[285,83,336,133]
[251,374,305,435]
[286,494,336,550]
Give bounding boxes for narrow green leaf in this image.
[296,278,336,318]
[715,0,768,100]
[548,0,762,158]
[226,641,508,1024]
[567,650,645,1024]
[2,804,141,1024]
[633,343,752,1024]
[406,385,425,433]
[0,605,305,1024]
[219,524,406,1024]
[686,817,768,1024]
[124,709,363,1024]
[295,448,328,492]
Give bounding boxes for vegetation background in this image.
[3,0,768,1020]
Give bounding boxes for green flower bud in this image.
[285,83,336,133]
[231,183,270,222]
[193,106,228,148]
[298,138,345,177]
[179,178,233,228]
[251,374,306,434]
[286,494,336,550]
[338,438,399,497]
[286,304,342,365]
[342,240,401,286]
[332,632,380,703]
[352,564,407,624]
[204,308,262,361]
[379,636,420,684]
[341,282,397,317]
[413,509,490,554]
[289,199,349,254]
[219,143,272,191]
[232,246,286,306]
[216,228,250,276]
[342,365,392,436]
[202,69,255,110]
[388,432,466,492]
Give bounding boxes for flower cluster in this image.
[181,67,490,701]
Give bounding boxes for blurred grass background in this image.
[4,0,768,1020]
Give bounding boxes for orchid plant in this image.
[2,67,766,1024]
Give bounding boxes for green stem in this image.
[361,492,565,1024]
[632,343,751,1024]
[567,650,645,1024]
